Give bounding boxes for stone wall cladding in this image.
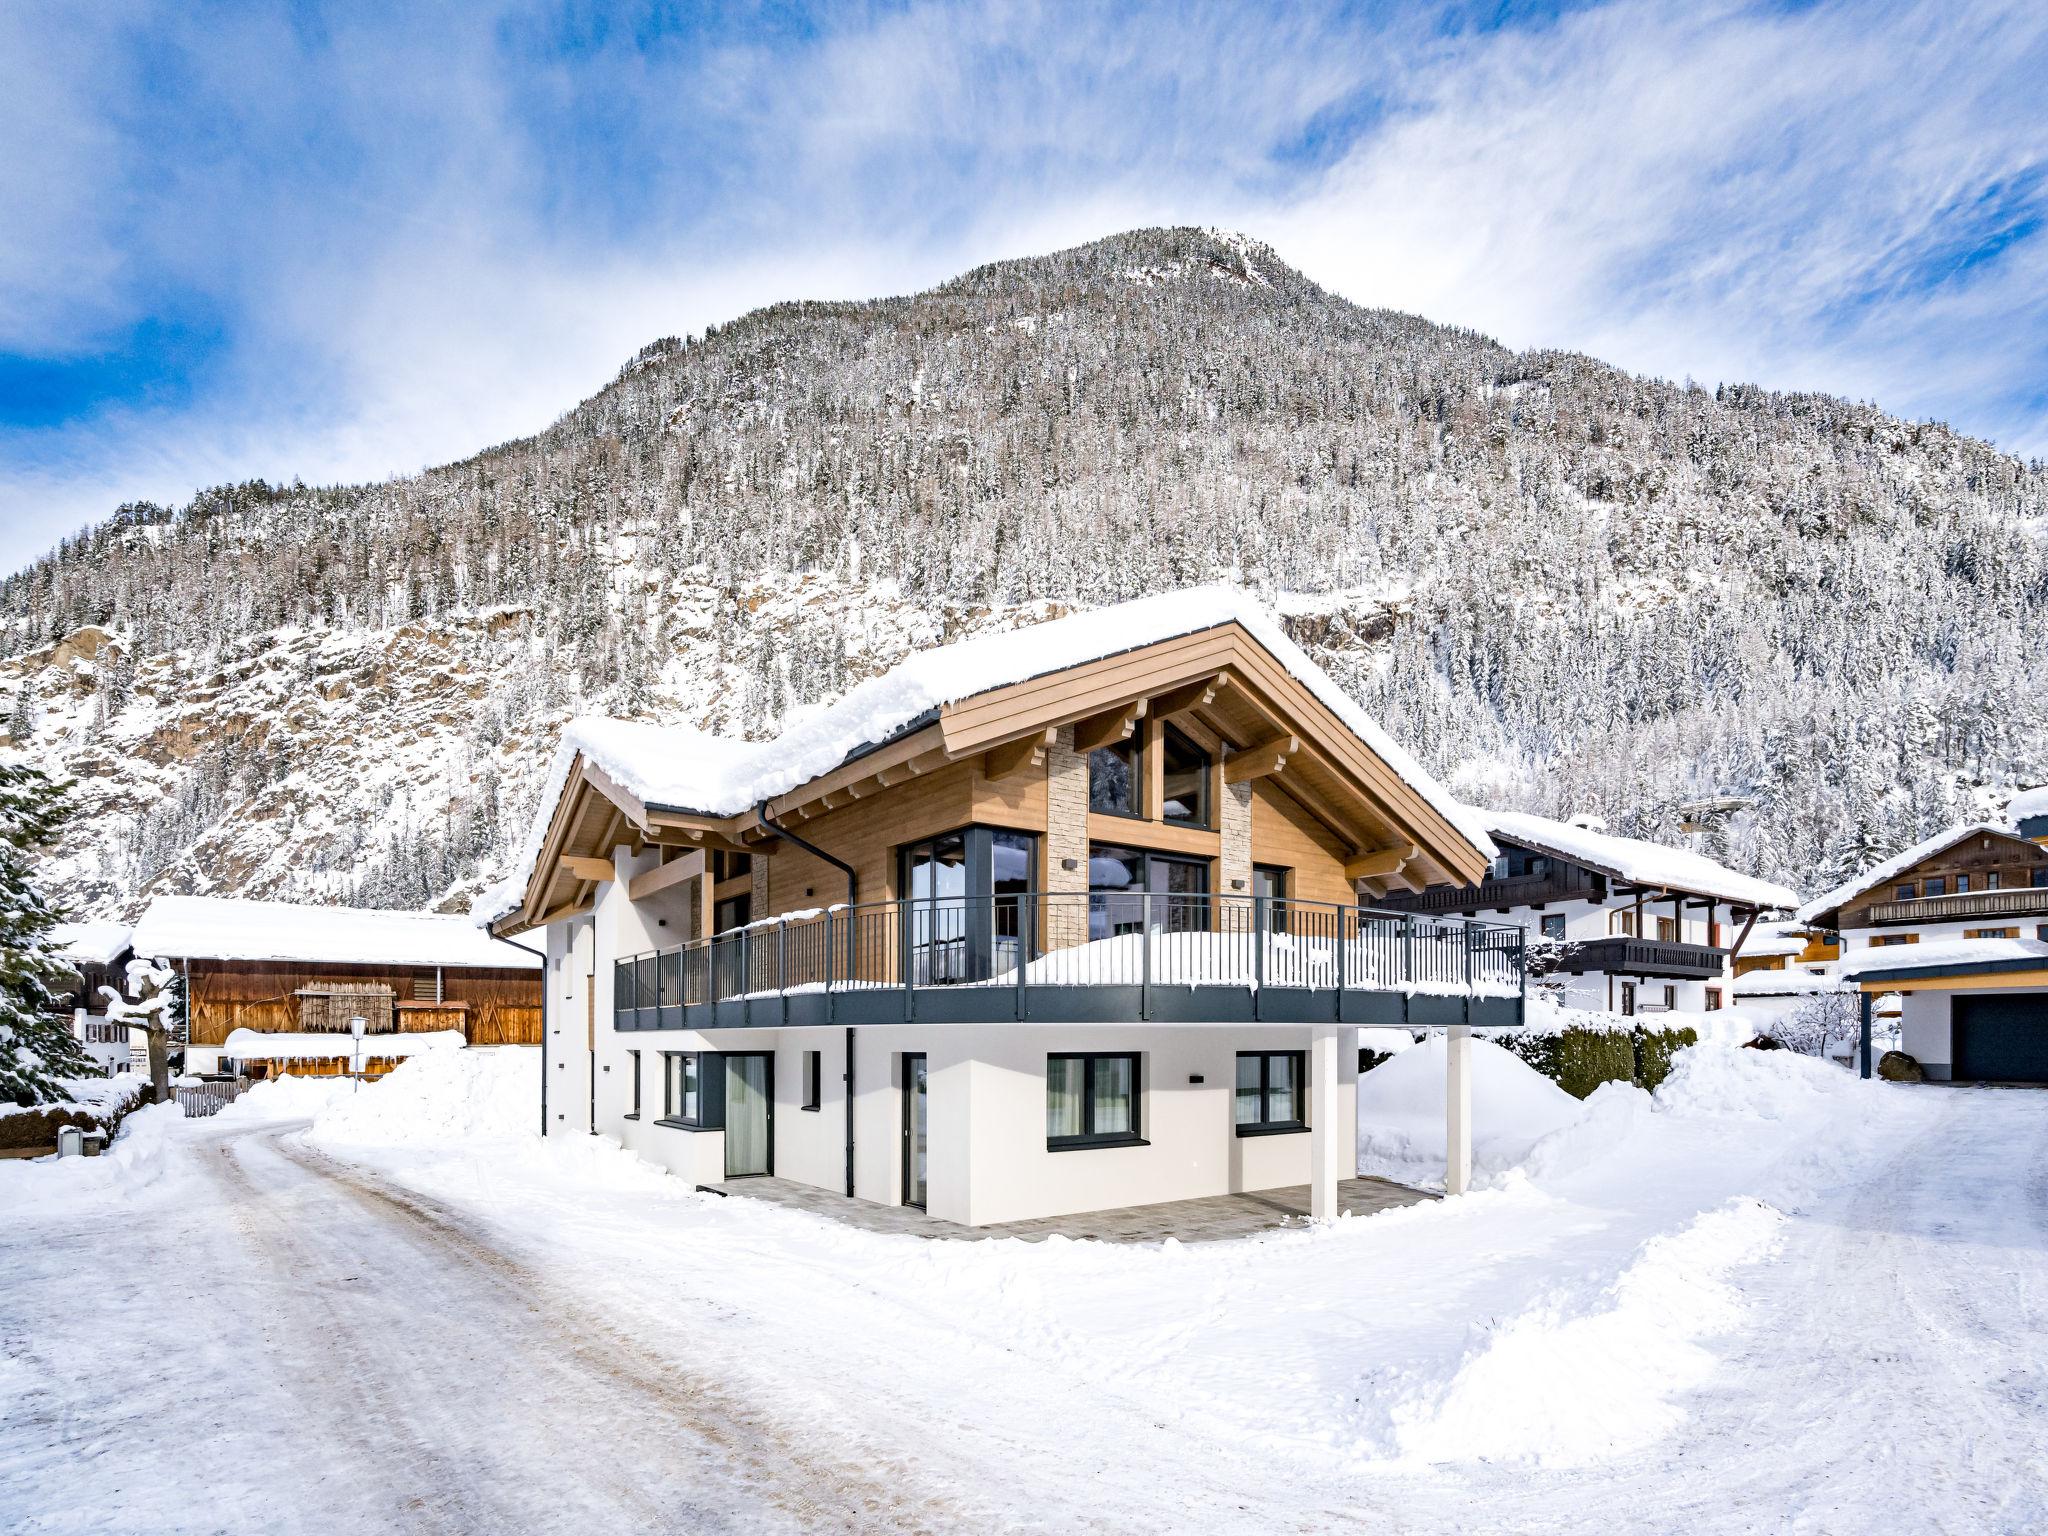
[1046,726,1090,950]
[1221,779,1253,905]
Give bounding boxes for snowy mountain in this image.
[4,226,2045,920]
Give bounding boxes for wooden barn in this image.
[128,895,542,1078]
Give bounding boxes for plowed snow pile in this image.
[308,1047,538,1147]
[1355,1033,1584,1187]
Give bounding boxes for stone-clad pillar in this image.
[1045,726,1089,952]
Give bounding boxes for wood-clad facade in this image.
[183,958,543,1047]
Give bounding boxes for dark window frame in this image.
[1088,843,1211,939]
[1087,730,1144,819]
[802,1050,823,1112]
[1925,876,1947,897]
[1539,912,1567,940]
[1046,1052,1146,1151]
[625,1049,642,1120]
[659,1050,725,1130]
[1234,1050,1307,1137]
[1159,724,1212,829]
[1704,986,1724,1011]
[899,824,1041,985]
[1897,883,1916,901]
[1253,863,1290,934]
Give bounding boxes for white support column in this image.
[1445,1025,1473,1197]
[1309,1024,1342,1221]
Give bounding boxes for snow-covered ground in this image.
[4,1044,2045,1533]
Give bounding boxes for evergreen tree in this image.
[0,763,95,1107]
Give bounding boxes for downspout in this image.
[491,932,549,1138]
[758,802,859,1197]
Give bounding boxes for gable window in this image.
[1925,877,1946,898]
[1235,1051,1305,1136]
[1956,875,1971,894]
[802,1050,823,1111]
[1046,1053,1143,1150]
[662,1051,723,1128]
[1089,735,1139,817]
[1160,726,1211,827]
[625,1050,642,1119]
[1540,913,1567,941]
[1986,871,2002,891]
[1896,884,1916,901]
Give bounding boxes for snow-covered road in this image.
[2,1118,946,1535]
[6,1064,2046,1534]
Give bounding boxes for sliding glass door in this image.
[1088,845,1211,941]
[723,1053,773,1178]
[901,826,1039,985]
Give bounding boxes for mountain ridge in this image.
[4,226,2043,921]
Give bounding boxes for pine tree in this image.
[0,763,95,1107]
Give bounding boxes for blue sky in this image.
[2,0,2045,572]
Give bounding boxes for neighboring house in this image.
[1840,937,2048,1084]
[1799,822,2048,957]
[53,920,138,1074]
[1728,918,1843,1025]
[486,588,1524,1227]
[1377,809,1798,1016]
[129,895,543,1077]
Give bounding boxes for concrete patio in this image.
[704,1174,1435,1242]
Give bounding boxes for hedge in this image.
[1500,1024,1699,1100]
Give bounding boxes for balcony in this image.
[1866,888,2048,926]
[1553,936,1728,981]
[613,893,1526,1033]
[1377,864,1603,916]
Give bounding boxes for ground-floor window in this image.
[1234,1051,1305,1135]
[1704,987,1723,1011]
[802,1050,823,1111]
[1047,1053,1142,1149]
[1540,912,1566,940]
[662,1051,722,1128]
[1619,981,1637,1016]
[626,1049,641,1118]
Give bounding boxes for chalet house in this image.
[1799,821,2048,956]
[1805,800,2048,1083]
[1377,810,1797,1016]
[487,588,1526,1227]
[129,895,543,1078]
[54,920,138,1074]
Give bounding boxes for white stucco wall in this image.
[1899,990,1951,1078]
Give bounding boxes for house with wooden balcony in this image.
[486,588,1524,1227]
[1801,811,2048,1082]
[129,895,543,1078]
[1376,809,1797,1016]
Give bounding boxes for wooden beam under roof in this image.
[1147,673,1228,725]
[1346,844,1420,883]
[1224,734,1297,785]
[560,854,614,884]
[984,726,1057,780]
[628,850,703,902]
[532,897,594,928]
[938,627,1238,754]
[1072,698,1148,755]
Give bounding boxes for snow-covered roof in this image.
[1739,920,1821,959]
[1477,809,1799,910]
[51,919,133,966]
[488,586,1493,922]
[1835,937,2048,980]
[133,896,540,970]
[1796,823,2021,924]
[2007,786,2048,822]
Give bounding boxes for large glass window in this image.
[1047,1053,1141,1149]
[663,1052,704,1124]
[1089,736,1138,816]
[1160,726,1210,827]
[902,826,1039,984]
[1088,845,1210,940]
[1235,1051,1304,1135]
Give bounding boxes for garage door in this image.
[1953,994,2048,1084]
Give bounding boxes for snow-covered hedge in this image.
[0,1074,150,1153]
[1485,1001,1711,1099]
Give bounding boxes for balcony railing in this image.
[1553,936,1728,980]
[1866,887,2048,926]
[613,892,1525,1032]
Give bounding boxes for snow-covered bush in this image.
[1491,1001,1698,1098]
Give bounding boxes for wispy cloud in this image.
[2,0,2044,574]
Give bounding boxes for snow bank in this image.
[308,1047,538,1147]
[211,1073,353,1124]
[1355,1035,1583,1186]
[0,1101,195,1211]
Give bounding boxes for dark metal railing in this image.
[612,892,1525,1026]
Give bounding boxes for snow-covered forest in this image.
[2,227,2044,917]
